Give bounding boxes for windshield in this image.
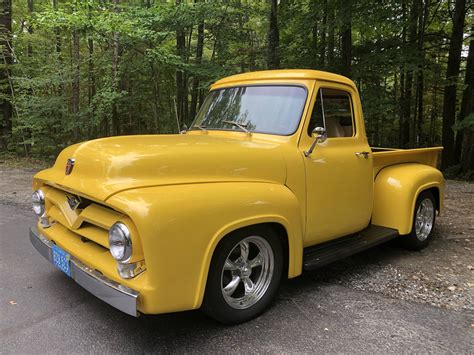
[191,85,307,136]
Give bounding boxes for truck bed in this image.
[372,147,443,176]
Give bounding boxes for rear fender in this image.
[372,163,444,235]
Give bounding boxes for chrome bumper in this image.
[29,228,139,317]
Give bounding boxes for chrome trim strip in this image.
[29,228,139,317]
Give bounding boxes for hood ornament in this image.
[65,158,75,175]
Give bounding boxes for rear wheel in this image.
[400,190,436,250]
[202,226,283,324]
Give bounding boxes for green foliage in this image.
[453,113,474,131]
[1,0,470,158]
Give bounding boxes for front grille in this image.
[43,186,124,250]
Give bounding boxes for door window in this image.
[307,88,355,138]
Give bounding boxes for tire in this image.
[399,190,436,250]
[202,225,283,324]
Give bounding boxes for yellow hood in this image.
[34,134,287,201]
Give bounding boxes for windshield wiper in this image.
[189,124,207,131]
[223,120,250,133]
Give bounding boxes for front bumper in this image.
[29,228,140,317]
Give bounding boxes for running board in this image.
[303,225,399,271]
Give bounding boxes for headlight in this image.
[108,222,132,262]
[32,190,45,216]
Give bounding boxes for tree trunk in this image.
[111,0,120,136]
[87,3,95,137]
[267,0,280,69]
[0,0,12,150]
[430,55,441,146]
[415,0,428,146]
[326,2,335,69]
[401,0,420,148]
[398,0,407,147]
[51,0,61,56]
[88,38,95,121]
[340,0,352,78]
[27,0,33,57]
[319,0,327,68]
[459,26,474,172]
[311,0,318,68]
[175,0,186,127]
[71,30,80,122]
[189,4,204,123]
[149,63,161,133]
[441,0,466,169]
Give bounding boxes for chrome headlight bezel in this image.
[32,190,45,217]
[108,222,132,262]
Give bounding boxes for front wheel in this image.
[399,190,436,250]
[202,226,283,324]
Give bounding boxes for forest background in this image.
[0,0,473,177]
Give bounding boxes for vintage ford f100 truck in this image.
[30,70,444,324]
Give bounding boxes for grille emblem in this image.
[65,158,75,175]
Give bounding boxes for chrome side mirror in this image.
[304,126,327,157]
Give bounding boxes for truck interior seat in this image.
[325,118,345,137]
[342,126,353,137]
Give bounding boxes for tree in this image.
[319,0,327,68]
[189,0,204,123]
[326,0,335,69]
[400,0,420,148]
[414,0,429,146]
[267,0,279,69]
[441,0,466,169]
[71,29,80,129]
[111,0,121,136]
[340,0,352,78]
[176,0,187,126]
[0,0,12,150]
[27,0,33,57]
[459,26,474,172]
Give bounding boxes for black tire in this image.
[202,225,283,325]
[399,190,436,250]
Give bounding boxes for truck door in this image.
[299,83,374,246]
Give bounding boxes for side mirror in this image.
[312,126,327,140]
[304,126,327,157]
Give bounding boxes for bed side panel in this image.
[372,147,442,176]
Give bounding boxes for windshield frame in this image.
[191,84,309,137]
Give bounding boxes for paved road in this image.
[1,204,472,353]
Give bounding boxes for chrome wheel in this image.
[221,236,274,309]
[415,198,435,241]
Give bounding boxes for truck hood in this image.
[35,134,287,201]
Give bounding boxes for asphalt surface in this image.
[1,203,472,353]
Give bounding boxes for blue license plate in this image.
[52,245,71,277]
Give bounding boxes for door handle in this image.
[355,151,370,159]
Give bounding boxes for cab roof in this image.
[212,69,355,88]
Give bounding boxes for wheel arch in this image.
[196,215,301,309]
[372,163,444,235]
[208,221,291,280]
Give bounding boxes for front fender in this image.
[106,182,303,314]
[372,163,444,235]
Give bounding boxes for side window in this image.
[307,88,355,138]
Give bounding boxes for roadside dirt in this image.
[1,161,472,312]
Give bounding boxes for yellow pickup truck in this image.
[30,69,444,324]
